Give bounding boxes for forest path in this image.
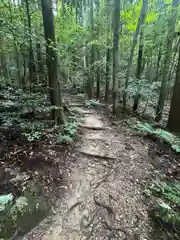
[24,96,154,240]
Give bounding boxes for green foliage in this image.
[64,121,78,138]
[56,121,78,144]
[127,118,180,152]
[126,77,161,101]
[57,134,74,144]
[20,122,43,141]
[148,182,180,228]
[85,99,100,107]
[0,87,59,141]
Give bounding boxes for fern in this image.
[56,121,78,144]
[85,99,99,107]
[128,118,180,153]
[148,182,180,228]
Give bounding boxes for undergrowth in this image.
[56,121,78,144]
[128,118,180,153]
[85,99,99,107]
[146,182,180,236]
[0,86,79,143]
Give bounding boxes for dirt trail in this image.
[23,98,155,240]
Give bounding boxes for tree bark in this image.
[41,0,64,124]
[8,1,21,87]
[25,0,36,90]
[133,30,144,112]
[112,0,120,115]
[133,0,148,113]
[167,44,180,133]
[155,0,179,122]
[123,0,148,109]
[88,0,95,99]
[105,48,111,103]
[96,49,100,100]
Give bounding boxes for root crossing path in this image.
[24,98,154,240]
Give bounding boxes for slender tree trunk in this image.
[104,0,112,104]
[133,30,144,112]
[36,41,44,84]
[156,47,162,80]
[8,1,21,87]
[62,0,66,17]
[167,44,180,133]
[25,0,36,90]
[41,0,64,124]
[168,37,180,82]
[96,49,100,100]
[88,0,95,99]
[132,0,148,112]
[105,48,111,103]
[96,3,101,100]
[155,0,179,122]
[112,0,120,115]
[123,0,148,108]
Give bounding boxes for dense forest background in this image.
[1,0,180,137]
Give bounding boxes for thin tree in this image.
[105,48,111,103]
[41,0,64,124]
[88,0,95,98]
[25,0,36,89]
[96,50,100,100]
[155,0,179,122]
[123,0,148,109]
[104,0,112,104]
[112,0,120,115]
[167,43,180,133]
[133,0,148,112]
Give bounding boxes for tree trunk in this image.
[123,0,148,109]
[168,37,180,83]
[41,0,64,124]
[112,0,120,115]
[105,48,111,103]
[87,0,95,99]
[36,41,44,84]
[133,30,144,112]
[167,44,180,133]
[25,0,36,90]
[8,1,21,87]
[96,49,100,100]
[155,0,179,122]
[62,0,66,17]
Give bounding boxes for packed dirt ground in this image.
[17,94,178,240]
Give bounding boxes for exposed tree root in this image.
[69,103,85,107]
[86,220,101,240]
[93,195,115,216]
[76,149,117,161]
[93,168,115,189]
[78,124,110,130]
[102,220,127,234]
[68,201,83,213]
[80,207,100,229]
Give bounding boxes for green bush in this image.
[127,118,180,153]
[85,99,99,107]
[20,122,43,141]
[147,182,180,228]
[57,134,74,144]
[56,121,78,144]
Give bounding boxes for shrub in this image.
[147,182,180,229]
[56,121,78,144]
